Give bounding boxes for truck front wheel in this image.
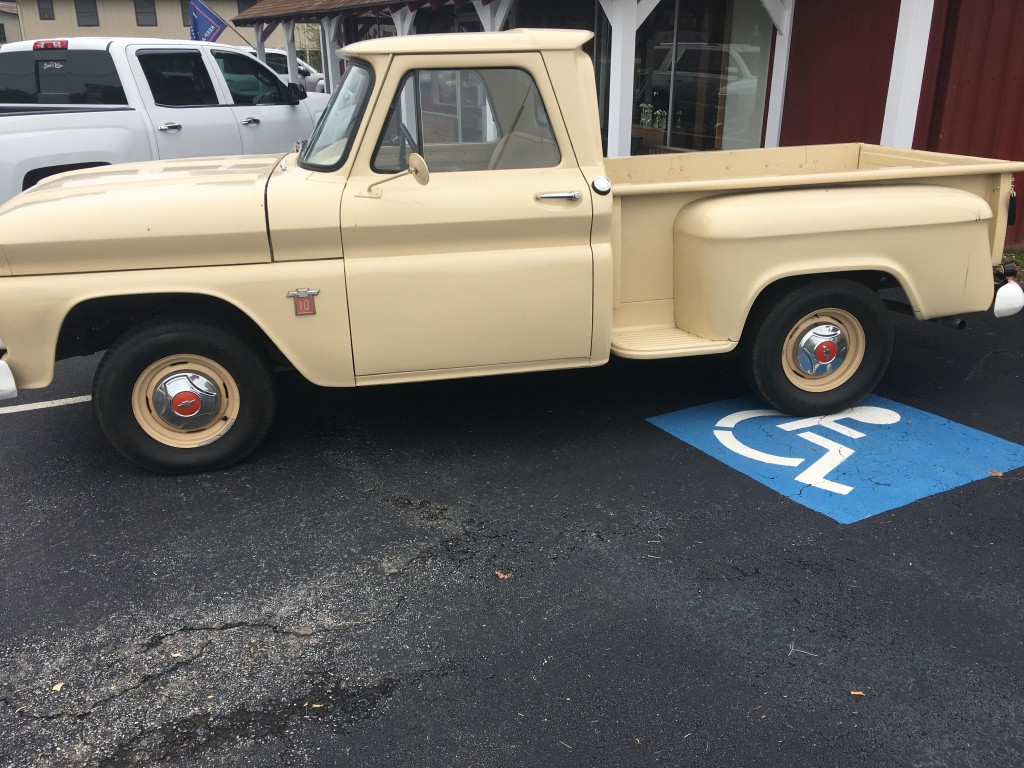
[92,319,276,473]
[742,280,892,416]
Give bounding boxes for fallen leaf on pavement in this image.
[51,682,64,692]
[989,470,1004,477]
[495,570,512,580]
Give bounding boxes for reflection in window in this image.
[632,0,771,154]
[372,68,560,174]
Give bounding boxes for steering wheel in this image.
[400,122,418,154]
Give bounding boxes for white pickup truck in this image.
[0,29,1022,474]
[0,37,329,204]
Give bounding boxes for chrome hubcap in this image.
[151,372,221,429]
[794,323,848,378]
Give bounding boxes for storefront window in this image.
[514,0,609,146]
[633,0,772,153]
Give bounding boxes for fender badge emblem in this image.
[287,288,320,316]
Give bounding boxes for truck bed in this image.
[604,143,1024,359]
[605,143,1024,189]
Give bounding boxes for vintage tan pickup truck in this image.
[1,29,1022,473]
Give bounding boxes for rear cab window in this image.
[0,49,127,105]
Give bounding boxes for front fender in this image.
[0,261,353,390]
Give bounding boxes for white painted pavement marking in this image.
[791,431,856,495]
[0,395,92,415]
[713,405,903,496]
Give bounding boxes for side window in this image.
[212,51,287,105]
[137,51,219,107]
[372,67,559,174]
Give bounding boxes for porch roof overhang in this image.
[232,0,482,27]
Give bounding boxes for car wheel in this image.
[741,279,892,416]
[93,318,276,473]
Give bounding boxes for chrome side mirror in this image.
[362,153,431,198]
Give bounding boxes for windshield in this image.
[299,60,373,170]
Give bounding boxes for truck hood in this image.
[0,155,280,276]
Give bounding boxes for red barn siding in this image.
[916,0,1024,245]
[779,0,900,146]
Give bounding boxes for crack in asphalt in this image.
[3,619,381,723]
[5,644,211,722]
[142,619,373,650]
[0,594,414,768]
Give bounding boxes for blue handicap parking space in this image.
[648,394,1024,524]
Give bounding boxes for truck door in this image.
[128,48,242,159]
[339,56,595,379]
[209,50,313,155]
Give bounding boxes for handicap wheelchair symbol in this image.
[713,406,902,495]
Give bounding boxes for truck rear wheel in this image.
[742,279,892,416]
[93,319,276,473]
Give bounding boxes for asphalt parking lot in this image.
[1,310,1023,768]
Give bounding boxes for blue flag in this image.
[190,0,228,42]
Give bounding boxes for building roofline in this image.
[232,0,402,27]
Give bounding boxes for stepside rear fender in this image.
[672,184,995,341]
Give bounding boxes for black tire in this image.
[741,279,892,416]
[92,318,277,474]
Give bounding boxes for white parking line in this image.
[0,395,92,415]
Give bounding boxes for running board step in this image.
[610,326,736,359]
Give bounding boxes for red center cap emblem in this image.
[171,391,201,417]
[815,341,838,364]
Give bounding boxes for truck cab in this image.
[298,30,610,380]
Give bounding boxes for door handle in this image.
[157,122,182,132]
[536,191,582,201]
[241,117,261,126]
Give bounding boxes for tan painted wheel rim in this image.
[781,308,865,393]
[131,355,239,448]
